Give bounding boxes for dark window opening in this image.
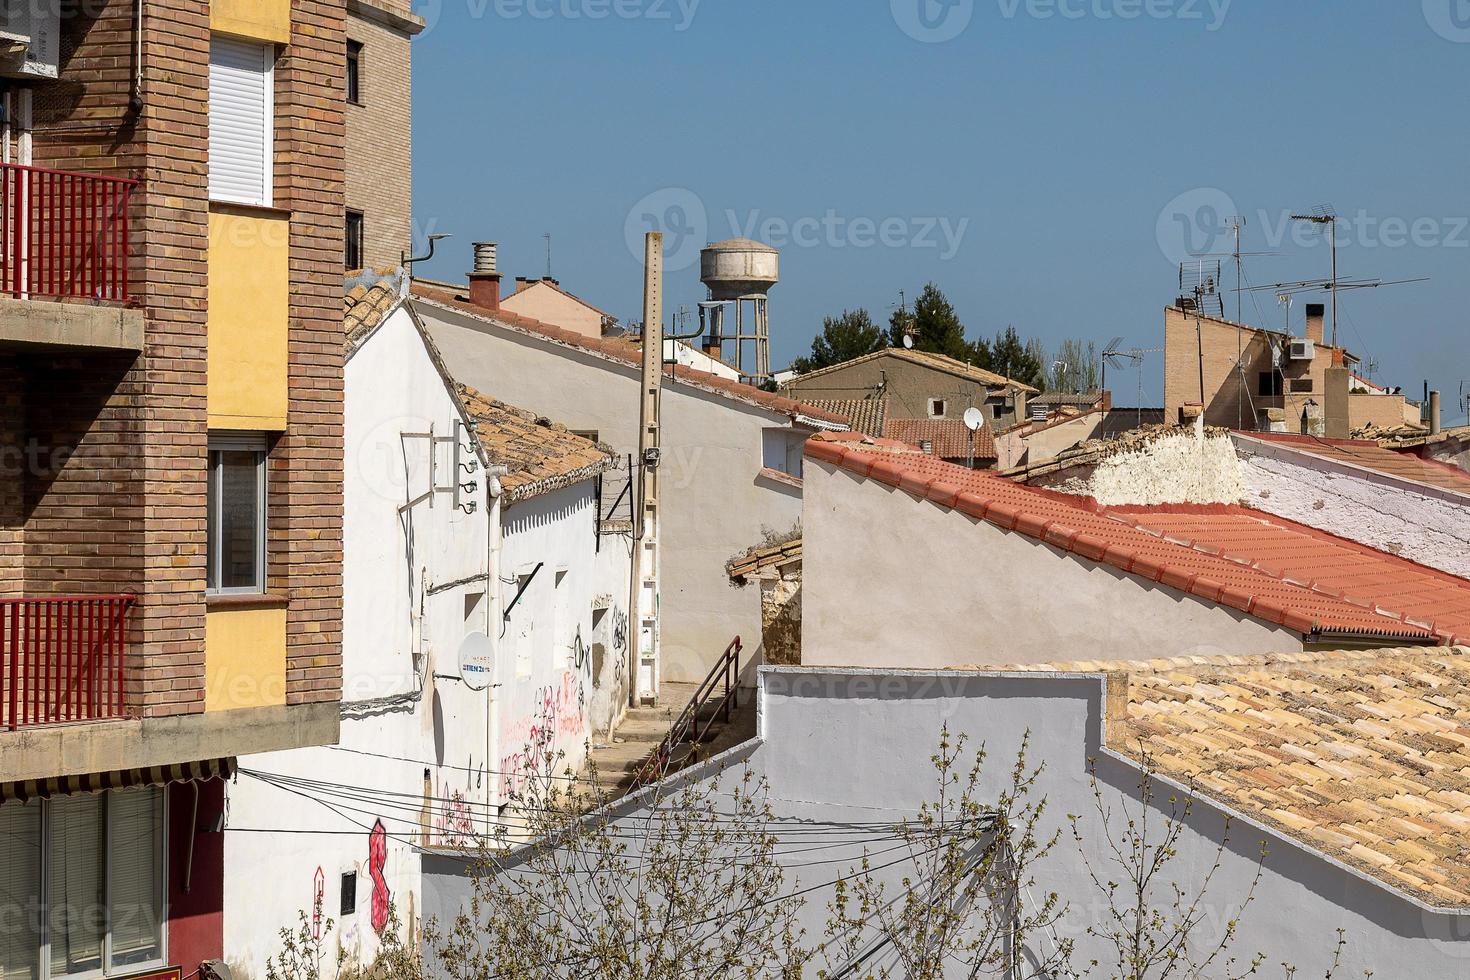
[1289,378,1314,393]
[346,209,365,271]
[346,40,363,104]
[1257,372,1283,397]
[341,871,357,916]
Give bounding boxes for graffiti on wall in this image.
[368,820,389,934]
[434,778,477,847]
[499,670,589,797]
[610,606,628,653]
[311,866,325,939]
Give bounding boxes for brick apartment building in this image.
[344,0,422,271]
[0,2,345,978]
[1163,302,1421,433]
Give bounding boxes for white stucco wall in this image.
[801,459,1299,668]
[225,308,625,979]
[415,298,806,686]
[1236,436,1470,580]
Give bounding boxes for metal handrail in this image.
[634,635,741,786]
[0,163,139,303]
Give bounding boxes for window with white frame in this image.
[207,434,268,594]
[208,36,274,207]
[0,788,165,980]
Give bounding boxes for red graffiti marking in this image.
[368,820,389,934]
[312,866,325,939]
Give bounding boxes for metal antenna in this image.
[1291,207,1338,345]
[543,232,553,279]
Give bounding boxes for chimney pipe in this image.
[1430,390,1442,435]
[467,241,501,312]
[1323,347,1350,439]
[1304,303,1325,345]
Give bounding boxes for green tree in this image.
[989,325,1044,388]
[888,283,970,361]
[1050,338,1102,394]
[792,309,885,374]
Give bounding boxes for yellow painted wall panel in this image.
[211,0,292,44]
[205,607,288,711]
[208,209,289,430]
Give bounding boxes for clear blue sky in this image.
[413,0,1470,416]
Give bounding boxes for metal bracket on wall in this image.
[502,562,544,621]
[399,421,477,512]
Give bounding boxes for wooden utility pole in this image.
[630,232,663,706]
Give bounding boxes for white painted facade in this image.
[664,339,739,380]
[801,456,1300,669]
[223,302,627,979]
[1235,434,1470,580]
[414,294,823,687]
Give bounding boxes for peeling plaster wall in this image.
[1238,445,1470,580]
[1081,425,1243,506]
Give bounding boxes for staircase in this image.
[583,637,752,797]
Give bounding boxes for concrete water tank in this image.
[699,238,779,301]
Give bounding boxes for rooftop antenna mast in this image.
[1290,206,1338,346]
[543,232,553,279]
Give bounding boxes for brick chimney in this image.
[514,276,534,295]
[1305,303,1325,345]
[1323,347,1350,439]
[467,242,501,312]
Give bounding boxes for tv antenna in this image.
[1177,259,1224,318]
[1189,215,1278,323]
[543,232,553,279]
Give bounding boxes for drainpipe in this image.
[484,465,507,816]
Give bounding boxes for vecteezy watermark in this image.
[891,0,975,42]
[1156,187,1238,267]
[1423,0,1470,42]
[625,187,709,272]
[1157,189,1470,266]
[624,189,971,267]
[418,0,701,36]
[893,0,1230,41]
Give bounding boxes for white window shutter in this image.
[209,36,273,207]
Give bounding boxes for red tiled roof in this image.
[882,418,997,460]
[806,433,1470,644]
[411,282,849,426]
[1235,431,1470,495]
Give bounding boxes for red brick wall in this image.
[8,0,345,719]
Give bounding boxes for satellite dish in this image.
[962,407,984,432]
[457,632,493,691]
[902,334,914,349]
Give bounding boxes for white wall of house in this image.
[664,339,739,380]
[415,297,809,687]
[800,458,1300,669]
[224,306,624,979]
[495,482,629,795]
[1235,435,1470,580]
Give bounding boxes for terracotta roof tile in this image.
[457,385,615,504]
[807,434,1470,644]
[883,418,997,460]
[726,538,803,580]
[411,282,849,426]
[804,398,887,438]
[1235,431,1470,495]
[990,647,1470,909]
[344,276,406,354]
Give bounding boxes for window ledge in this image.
[757,467,804,489]
[206,593,289,611]
[208,200,293,220]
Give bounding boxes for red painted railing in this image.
[0,164,137,303]
[1,596,135,731]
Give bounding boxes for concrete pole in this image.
[631,232,663,706]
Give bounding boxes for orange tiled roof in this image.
[457,385,615,503]
[344,276,406,353]
[804,398,887,438]
[411,282,849,426]
[805,433,1470,644]
[985,647,1470,909]
[1235,431,1470,495]
[883,418,996,461]
[782,347,1039,394]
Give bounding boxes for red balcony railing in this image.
[1,596,135,731]
[0,164,137,303]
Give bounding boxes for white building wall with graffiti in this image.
[221,298,628,978]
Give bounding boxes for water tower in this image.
[699,237,778,386]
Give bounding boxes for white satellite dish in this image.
[962,407,984,432]
[457,632,493,691]
[901,334,914,349]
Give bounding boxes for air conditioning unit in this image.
[0,0,60,80]
[1287,338,1315,362]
